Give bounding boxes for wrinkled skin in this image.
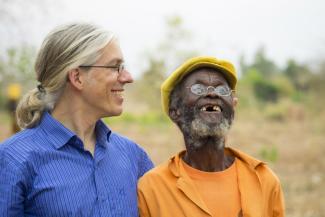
[169,68,237,172]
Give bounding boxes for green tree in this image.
[0,0,57,109]
[0,46,36,109]
[136,58,166,111]
[250,47,278,78]
[134,15,198,112]
[284,59,311,91]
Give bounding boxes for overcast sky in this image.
[1,0,325,77]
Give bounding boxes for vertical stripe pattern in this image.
[0,112,154,217]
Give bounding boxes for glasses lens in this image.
[215,86,231,96]
[118,64,125,73]
[191,84,206,95]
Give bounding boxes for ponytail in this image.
[16,88,47,129]
[16,22,114,129]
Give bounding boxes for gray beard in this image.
[181,116,231,150]
[191,118,231,138]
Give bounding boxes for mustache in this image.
[182,100,235,124]
[180,103,233,133]
[179,109,232,150]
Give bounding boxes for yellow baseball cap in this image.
[161,56,237,114]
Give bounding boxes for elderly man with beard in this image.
[137,56,285,217]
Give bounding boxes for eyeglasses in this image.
[189,84,234,96]
[79,63,125,74]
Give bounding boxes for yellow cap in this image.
[7,83,22,100]
[161,56,237,115]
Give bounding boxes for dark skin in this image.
[169,68,238,172]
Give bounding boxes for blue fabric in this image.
[0,112,154,217]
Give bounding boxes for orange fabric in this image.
[182,159,241,217]
[138,147,285,217]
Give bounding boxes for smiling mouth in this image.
[112,90,124,97]
[200,105,222,113]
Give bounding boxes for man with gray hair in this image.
[138,56,285,217]
[0,23,153,216]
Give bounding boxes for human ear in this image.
[230,90,238,107]
[232,96,238,107]
[67,68,84,90]
[169,108,181,123]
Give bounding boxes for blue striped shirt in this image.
[0,112,154,217]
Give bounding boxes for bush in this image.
[105,112,170,125]
[263,102,288,121]
[0,94,6,110]
[259,146,278,163]
[253,80,279,103]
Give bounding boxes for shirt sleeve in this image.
[273,181,285,217]
[0,151,25,216]
[138,148,154,179]
[137,180,151,217]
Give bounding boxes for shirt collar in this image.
[168,147,265,177]
[38,112,75,149]
[38,112,111,149]
[95,119,112,147]
[225,147,264,169]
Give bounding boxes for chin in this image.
[103,108,123,118]
[190,117,231,138]
[111,110,123,117]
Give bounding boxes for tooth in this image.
[113,91,123,96]
[212,106,221,112]
[201,107,206,111]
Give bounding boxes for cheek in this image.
[100,81,116,94]
[223,102,235,120]
[107,76,119,87]
[180,106,196,123]
[184,94,199,106]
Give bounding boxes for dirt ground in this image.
[1,111,324,216]
[108,113,325,217]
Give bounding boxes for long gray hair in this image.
[16,22,114,129]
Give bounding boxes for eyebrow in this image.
[193,78,225,85]
[104,58,124,65]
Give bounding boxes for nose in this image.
[118,69,134,84]
[206,86,218,97]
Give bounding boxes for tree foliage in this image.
[0,47,36,108]
[284,59,311,92]
[134,15,198,112]
[240,47,317,104]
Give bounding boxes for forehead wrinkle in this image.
[208,71,212,84]
[103,58,123,65]
[209,70,228,85]
[205,71,224,86]
[183,70,225,87]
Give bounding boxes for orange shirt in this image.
[138,147,285,217]
[182,159,241,216]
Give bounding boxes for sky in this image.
[1,0,325,77]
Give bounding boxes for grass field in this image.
[1,107,324,216]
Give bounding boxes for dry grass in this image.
[107,108,325,217]
[0,108,324,216]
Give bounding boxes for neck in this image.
[183,136,234,172]
[51,90,98,155]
